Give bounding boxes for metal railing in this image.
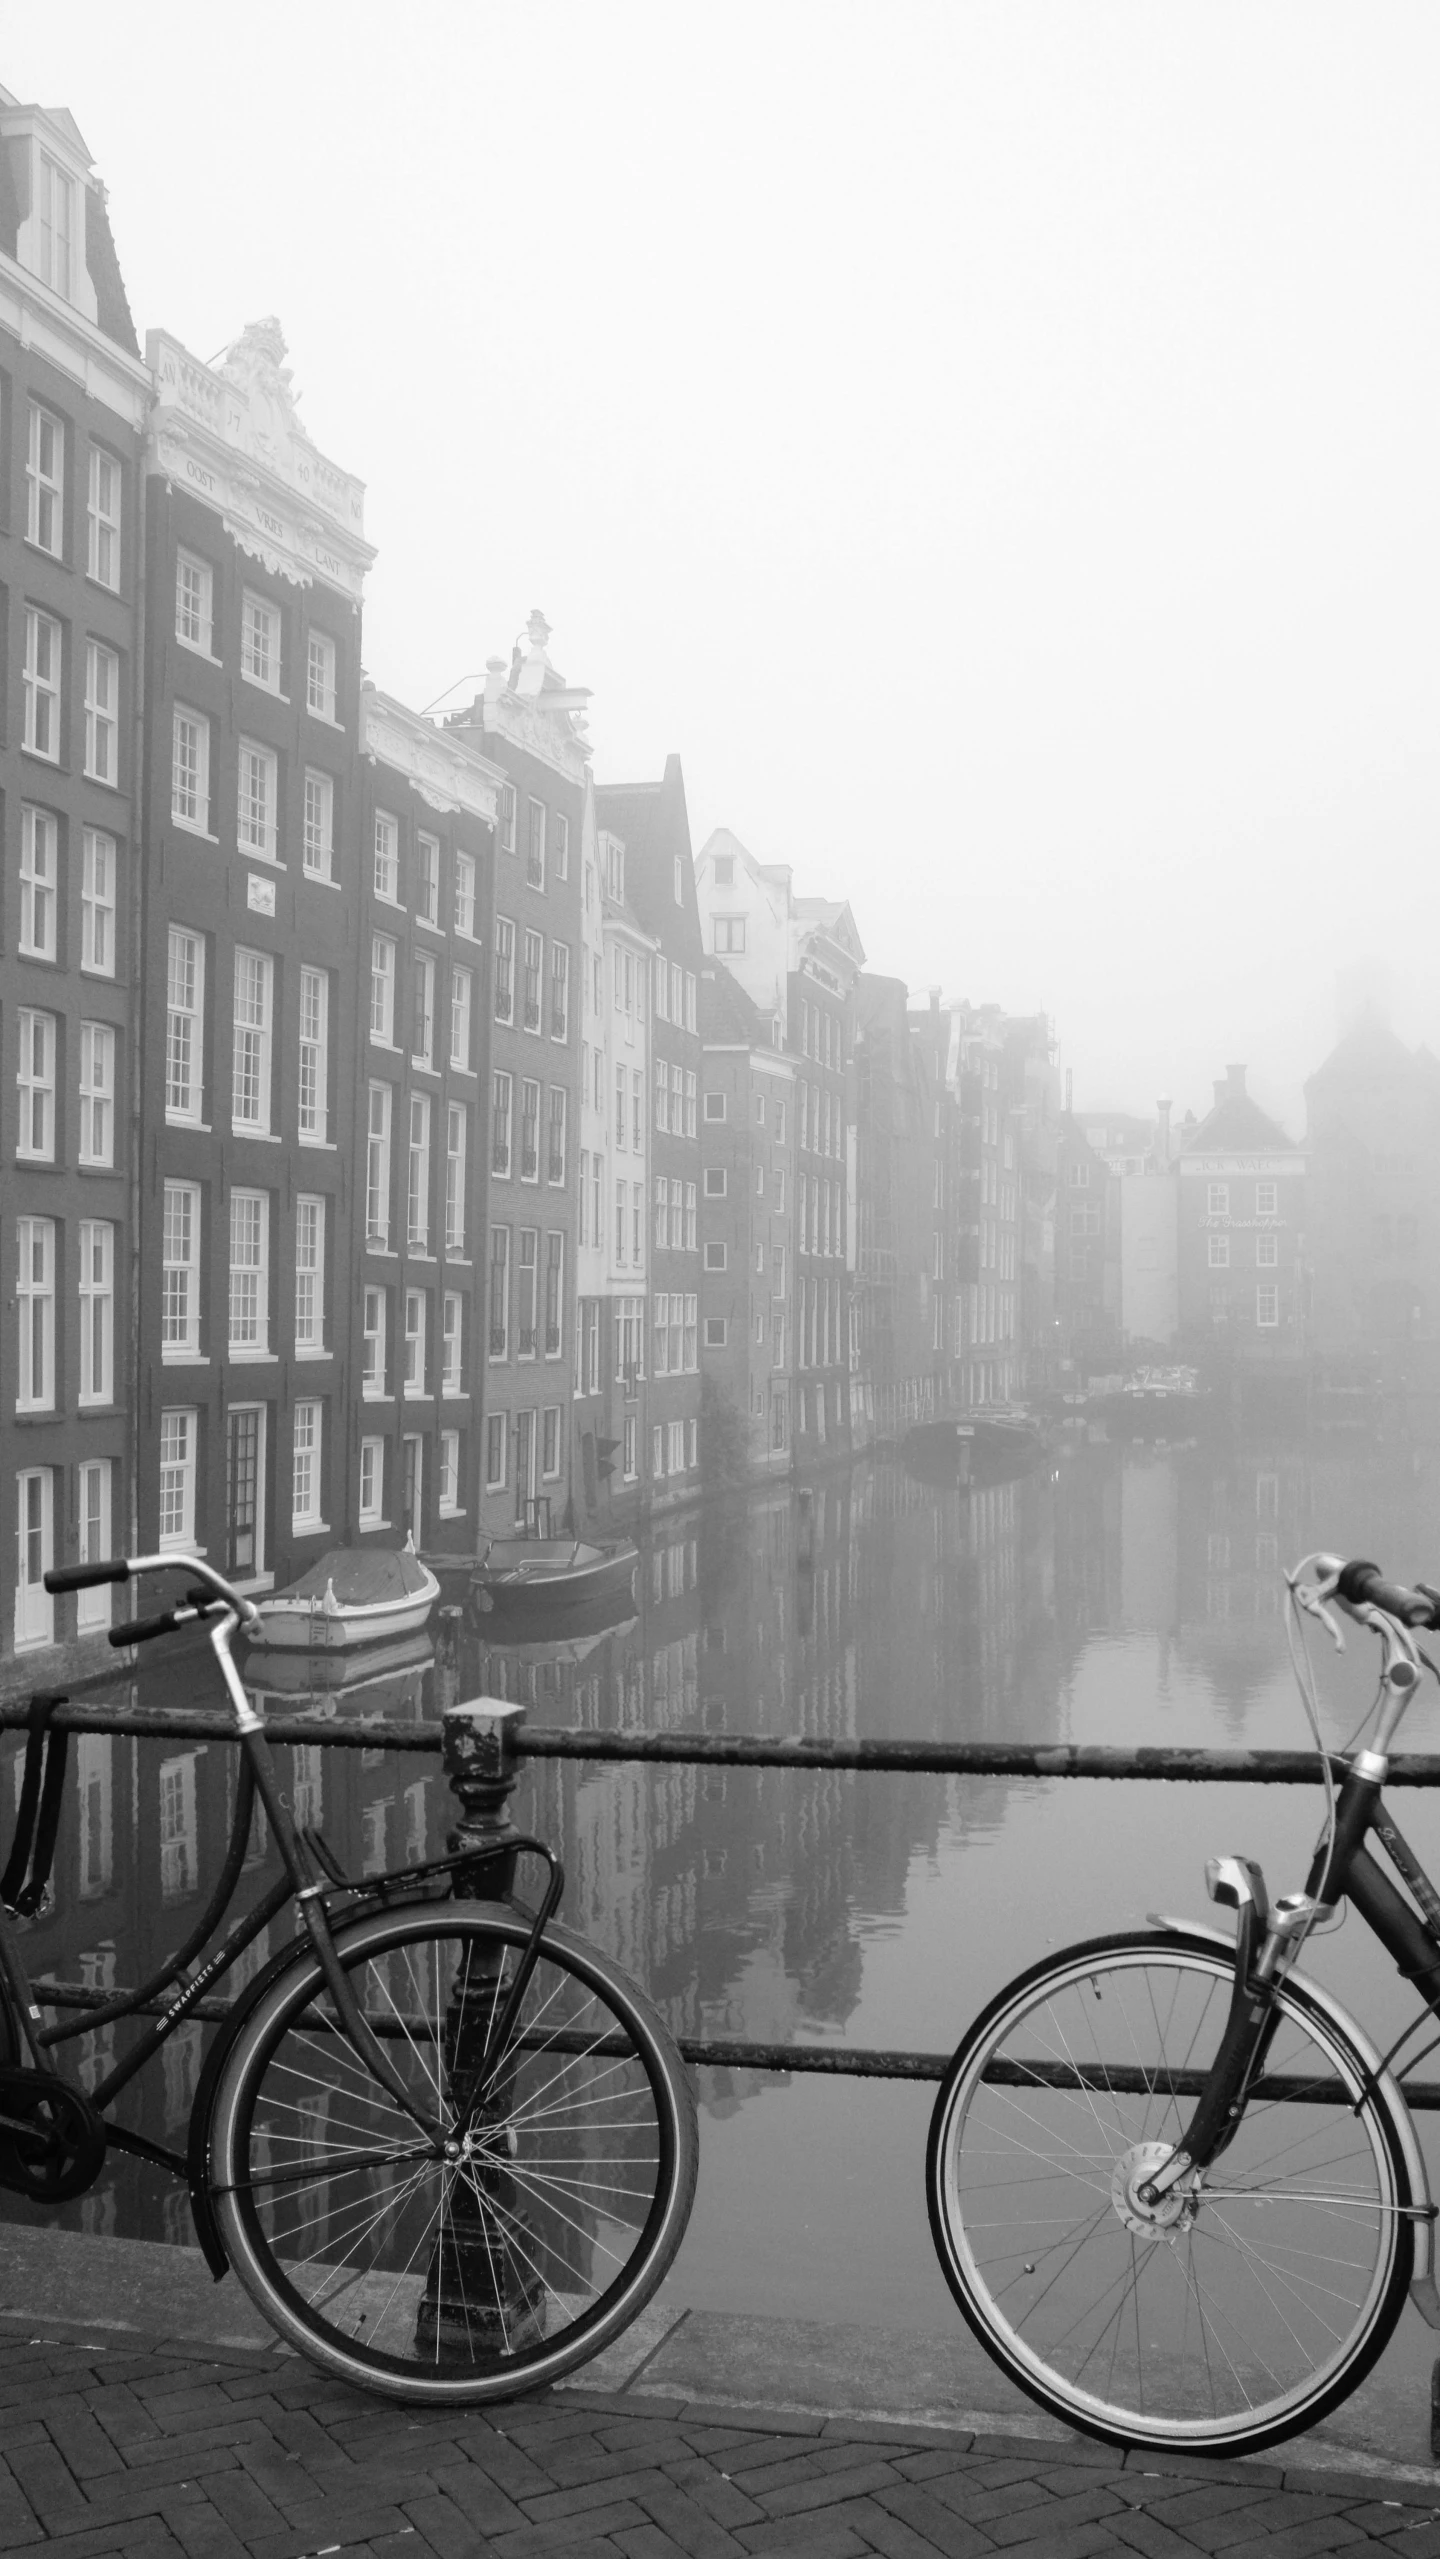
[7,1689,1440,2091]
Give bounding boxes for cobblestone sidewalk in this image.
[3,2326,1440,2559]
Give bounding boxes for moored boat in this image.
[1094,1367,1211,1437]
[246,1545,440,1651]
[470,1535,639,1619]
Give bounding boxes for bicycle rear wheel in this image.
[208,1902,697,2403]
[927,1930,1415,2454]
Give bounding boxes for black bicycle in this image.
[926,1550,1440,2455]
[0,1549,697,2404]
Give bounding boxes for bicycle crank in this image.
[1111,2140,1200,2241]
[0,2066,107,2203]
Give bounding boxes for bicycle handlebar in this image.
[45,1558,131,1593]
[1333,1559,1440,1630]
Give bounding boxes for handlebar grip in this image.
[109,1607,185,1649]
[1335,1560,1440,1629]
[45,1557,130,1594]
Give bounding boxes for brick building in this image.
[855,978,958,1436]
[1,94,150,1674]
[698,965,796,1480]
[1178,1064,1307,1380]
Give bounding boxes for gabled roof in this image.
[1305,1014,1440,1096]
[793,895,866,966]
[1183,1092,1294,1152]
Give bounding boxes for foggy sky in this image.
[15,2,1440,1133]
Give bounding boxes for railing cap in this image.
[443,1696,526,1724]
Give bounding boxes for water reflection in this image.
[9,1425,1440,2326]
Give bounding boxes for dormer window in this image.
[713,854,734,887]
[39,154,75,299]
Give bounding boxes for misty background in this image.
[13,1,1439,1128]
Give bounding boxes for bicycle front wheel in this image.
[208,1903,697,2403]
[927,1930,1415,2454]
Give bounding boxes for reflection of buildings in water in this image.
[1173,1442,1308,1731]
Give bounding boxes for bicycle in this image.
[0,1549,697,2405]
[925,1550,1440,2456]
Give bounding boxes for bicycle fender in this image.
[186,1924,316,2280]
[1151,1913,1438,2299]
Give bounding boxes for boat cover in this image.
[277,1548,434,1605]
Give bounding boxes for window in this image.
[12,1469,52,1653]
[554,812,570,879]
[232,949,273,1131]
[487,1226,513,1362]
[1207,1183,1230,1217]
[485,1411,507,1490]
[705,1316,727,1348]
[704,1168,727,1197]
[370,937,395,1042]
[442,1292,463,1396]
[81,829,116,974]
[20,808,58,958]
[516,1229,538,1356]
[454,850,476,937]
[1255,1181,1278,1218]
[361,1288,388,1398]
[633,1182,644,1266]
[295,1196,326,1350]
[683,1293,697,1369]
[445,1103,467,1253]
[172,706,210,831]
[16,1011,56,1159]
[1257,1287,1279,1328]
[615,1178,627,1265]
[307,630,337,721]
[17,1219,56,1410]
[157,1409,198,1549]
[654,1177,669,1250]
[715,916,745,954]
[404,1291,426,1393]
[704,1090,726,1122]
[615,1063,627,1149]
[499,782,516,854]
[411,953,435,1065]
[526,799,546,890]
[439,1428,460,1514]
[23,609,61,759]
[1207,1234,1230,1269]
[407,1094,432,1249]
[298,967,329,1142]
[713,854,734,888]
[494,917,515,1022]
[704,1241,727,1272]
[545,1233,564,1356]
[523,929,543,1031]
[374,811,399,901]
[27,404,64,554]
[1256,1232,1278,1269]
[229,1191,270,1352]
[685,1183,697,1249]
[549,942,569,1040]
[162,1184,201,1357]
[547,1086,566,1186]
[241,591,281,692]
[491,1069,513,1177]
[359,1436,384,1526]
[520,1079,540,1182]
[652,1422,665,1479]
[623,1415,637,1480]
[78,1221,114,1405]
[237,739,278,860]
[79,1021,115,1165]
[166,929,204,1122]
[77,1461,113,1633]
[292,1402,322,1529]
[176,551,213,654]
[38,154,75,297]
[82,642,119,784]
[366,1083,392,1246]
[632,1069,644,1153]
[302,770,334,878]
[450,966,473,1071]
[655,1060,669,1132]
[774,1168,786,1215]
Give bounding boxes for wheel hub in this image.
[1111,2140,1198,2240]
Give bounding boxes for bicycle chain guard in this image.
[0,2065,107,2203]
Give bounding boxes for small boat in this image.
[470,1536,639,1619]
[1094,1368,1211,1438]
[246,1544,440,1651]
[901,1408,1046,1486]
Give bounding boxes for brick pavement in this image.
[1,2326,1439,2559]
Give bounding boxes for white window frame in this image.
[16,1010,56,1160]
[20,807,58,959]
[172,705,211,833]
[15,1469,55,1651]
[454,850,476,938]
[358,1436,384,1527]
[38,155,75,300]
[231,948,274,1133]
[81,828,116,975]
[403,1288,427,1396]
[526,798,546,891]
[416,833,440,926]
[302,769,334,879]
[412,951,435,1067]
[1257,1286,1280,1328]
[549,942,569,1042]
[158,1410,197,1551]
[704,1167,727,1197]
[23,607,61,760]
[241,590,282,694]
[298,966,329,1143]
[1208,1234,1230,1270]
[17,1218,56,1411]
[1256,1232,1279,1270]
[295,1195,326,1352]
[366,1083,392,1248]
[292,1400,323,1530]
[445,1103,468,1255]
[489,1227,511,1360]
[175,550,214,655]
[87,447,121,589]
[491,1070,513,1180]
[523,928,543,1033]
[84,640,119,784]
[374,810,400,902]
[704,1241,727,1272]
[442,1292,463,1396]
[78,1219,114,1405]
[307,629,337,722]
[166,928,205,1124]
[1256,1182,1279,1218]
[228,1190,270,1354]
[237,738,278,862]
[27,403,64,556]
[162,1182,201,1359]
[1207,1182,1230,1217]
[77,1461,113,1632]
[546,1085,567,1187]
[494,916,515,1023]
[439,1428,461,1515]
[554,811,570,879]
[362,1286,387,1397]
[408,1094,432,1250]
[370,934,396,1045]
[79,1020,116,1166]
[451,965,473,1071]
[485,1410,507,1492]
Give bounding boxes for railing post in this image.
[417,1697,545,2362]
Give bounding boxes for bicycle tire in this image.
[207,1901,698,2404]
[926,1929,1415,2454]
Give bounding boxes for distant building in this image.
[698,964,796,1480]
[1178,1064,1306,1378]
[856,979,956,1435]
[1305,1013,1440,1385]
[1055,1118,1121,1372]
[933,1002,1058,1403]
[136,318,375,1594]
[0,91,150,1675]
[1119,1172,1180,1348]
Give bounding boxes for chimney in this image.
[1156,1097,1171,1164]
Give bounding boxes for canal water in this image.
[10,1422,1440,2343]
